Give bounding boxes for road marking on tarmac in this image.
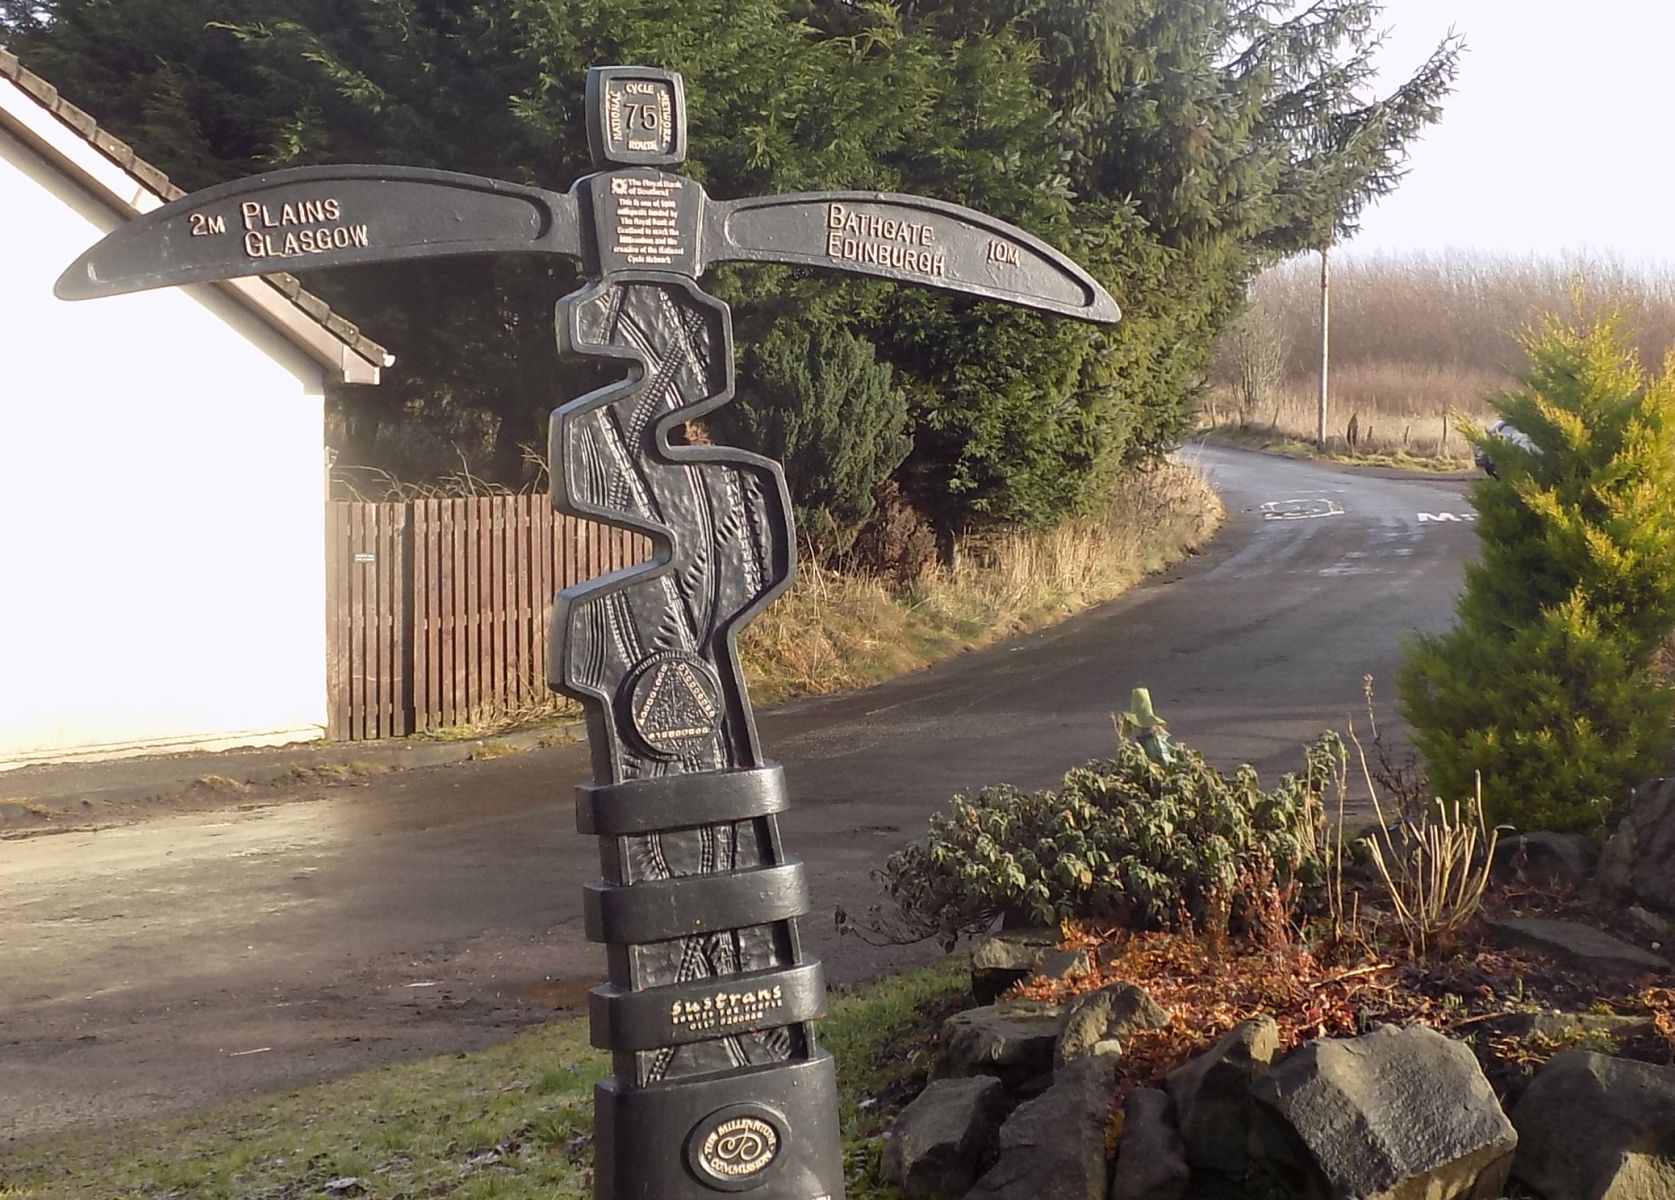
[1320,551,1379,577]
[1417,512,1477,522]
[1261,498,1344,520]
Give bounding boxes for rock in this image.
[1479,1012,1655,1105]
[883,1076,1010,1198]
[1490,1010,1655,1042]
[1491,831,1594,889]
[1111,1087,1188,1200]
[1037,948,1093,981]
[997,997,1065,1019]
[1487,916,1669,978]
[1628,905,1673,940]
[1163,1016,1279,1176]
[972,930,1061,1002]
[967,1052,1117,1200]
[1511,1050,1675,1200]
[1599,775,1675,914]
[1250,1024,1516,1200]
[972,931,1059,971]
[941,1004,1062,1085]
[1056,983,1171,1069]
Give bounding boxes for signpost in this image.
[59,66,1119,1200]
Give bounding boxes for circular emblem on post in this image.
[686,1104,786,1191]
[621,651,725,760]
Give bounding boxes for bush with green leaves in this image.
[1398,309,1675,833]
[875,731,1341,948]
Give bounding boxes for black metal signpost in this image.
[59,66,1118,1200]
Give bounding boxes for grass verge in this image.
[365,462,1222,738]
[0,959,967,1200]
[5,468,1216,834]
[741,461,1223,704]
[1197,424,1475,474]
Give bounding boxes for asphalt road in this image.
[0,444,1479,1149]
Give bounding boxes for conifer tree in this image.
[4,1,1459,528]
[711,324,911,558]
[1398,310,1675,832]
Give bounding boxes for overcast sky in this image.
[1351,0,1670,266]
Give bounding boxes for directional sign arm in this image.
[56,164,582,300]
[704,191,1120,324]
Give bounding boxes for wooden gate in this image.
[325,496,650,739]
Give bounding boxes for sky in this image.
[1351,0,1675,267]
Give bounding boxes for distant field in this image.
[1203,252,1675,462]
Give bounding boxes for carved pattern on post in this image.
[549,273,808,1086]
[549,274,792,780]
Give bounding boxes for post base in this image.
[594,1051,842,1200]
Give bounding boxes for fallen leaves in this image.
[1015,929,1397,1092]
[1009,914,1674,1100]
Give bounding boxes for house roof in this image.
[0,47,392,385]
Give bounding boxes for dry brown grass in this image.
[740,462,1223,701]
[1203,369,1496,461]
[1204,252,1675,462]
[402,464,1222,731]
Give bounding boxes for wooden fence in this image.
[325,496,650,740]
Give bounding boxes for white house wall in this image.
[1,125,330,767]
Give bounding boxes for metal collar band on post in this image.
[58,65,1119,1200]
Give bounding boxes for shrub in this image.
[1398,308,1675,833]
[712,323,911,558]
[1216,301,1288,426]
[845,480,938,582]
[874,731,1341,949]
[1353,732,1500,958]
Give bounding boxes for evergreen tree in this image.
[1398,311,1675,833]
[3,1,1458,531]
[847,0,1462,529]
[712,324,911,558]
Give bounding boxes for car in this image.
[1474,419,1538,477]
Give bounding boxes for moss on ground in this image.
[0,960,967,1200]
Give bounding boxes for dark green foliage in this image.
[876,731,1342,949]
[1398,312,1675,833]
[4,1,1458,527]
[711,324,910,557]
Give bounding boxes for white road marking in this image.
[1261,498,1345,521]
[1320,550,1381,577]
[1417,512,1477,522]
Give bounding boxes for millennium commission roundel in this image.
[685,1104,786,1191]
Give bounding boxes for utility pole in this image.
[1317,244,1331,449]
